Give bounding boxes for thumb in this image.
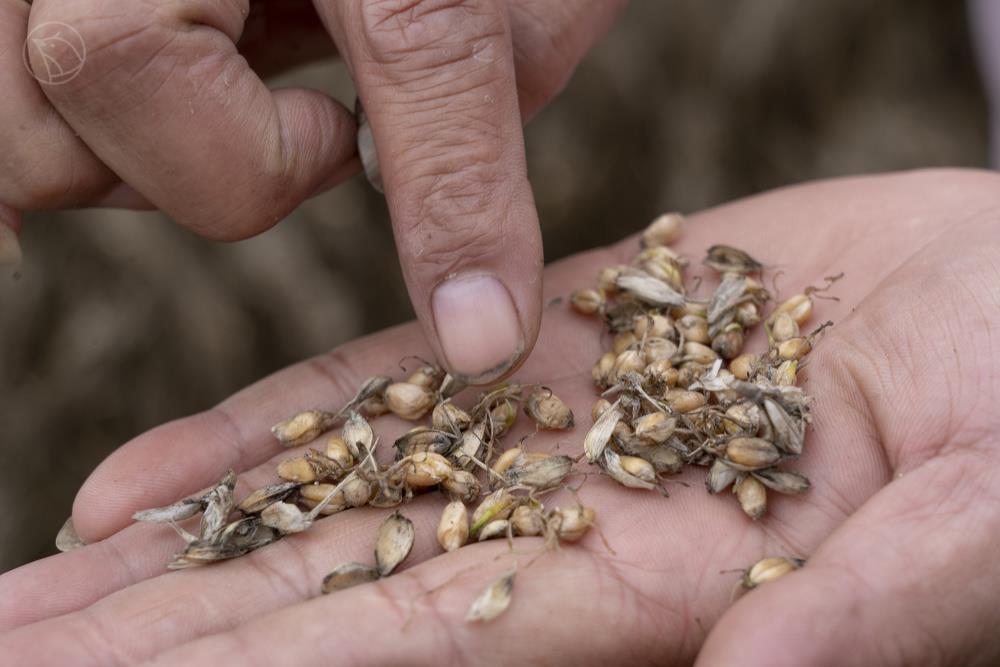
[321,0,543,384]
[696,453,1000,667]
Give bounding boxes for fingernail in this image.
[0,222,22,267]
[433,274,524,384]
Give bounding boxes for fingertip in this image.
[431,273,527,384]
[70,416,223,542]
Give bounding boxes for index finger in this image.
[318,0,545,385]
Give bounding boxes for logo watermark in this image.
[22,22,86,86]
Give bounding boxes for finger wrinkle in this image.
[241,538,315,603]
[207,405,258,475]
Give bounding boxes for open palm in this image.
[1,170,998,667]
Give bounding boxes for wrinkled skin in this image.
[1,169,998,666]
[5,0,627,381]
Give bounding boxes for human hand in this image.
[8,0,626,381]
[1,169,998,666]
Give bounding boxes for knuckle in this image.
[359,0,506,69]
[31,0,179,100]
[0,139,111,209]
[395,164,508,274]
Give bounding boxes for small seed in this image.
[673,301,708,319]
[735,302,761,327]
[510,504,545,537]
[773,359,798,386]
[633,412,677,444]
[466,570,515,623]
[133,498,204,524]
[683,341,718,365]
[723,402,762,436]
[384,382,436,420]
[770,294,813,326]
[361,395,390,417]
[375,511,415,577]
[504,454,574,490]
[299,478,372,514]
[619,454,657,483]
[725,437,781,469]
[477,519,511,542]
[452,421,488,471]
[298,483,347,515]
[431,401,473,433]
[613,420,633,443]
[676,314,710,344]
[355,374,392,403]
[260,501,311,534]
[735,475,768,520]
[597,266,624,293]
[550,506,595,542]
[401,451,454,488]
[742,556,804,590]
[277,456,317,484]
[394,426,454,459]
[441,469,482,503]
[710,368,740,403]
[489,400,518,438]
[707,459,739,494]
[753,468,811,495]
[491,447,523,477]
[704,245,763,274]
[342,477,375,507]
[591,398,613,422]
[471,489,517,537]
[615,270,686,307]
[664,389,707,413]
[633,313,673,338]
[770,312,800,343]
[641,258,685,291]
[437,500,469,552]
[712,327,745,360]
[524,388,575,430]
[763,399,805,455]
[676,362,703,387]
[407,365,445,390]
[644,444,684,474]
[341,411,374,458]
[584,401,624,462]
[645,359,679,387]
[271,410,328,447]
[641,212,684,248]
[602,449,657,490]
[643,337,678,364]
[612,349,646,383]
[613,331,638,354]
[776,337,811,361]
[570,288,605,315]
[324,436,355,469]
[729,353,758,380]
[592,352,616,387]
[322,562,380,594]
[238,482,299,514]
[55,517,86,552]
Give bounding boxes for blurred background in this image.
[0,0,989,572]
